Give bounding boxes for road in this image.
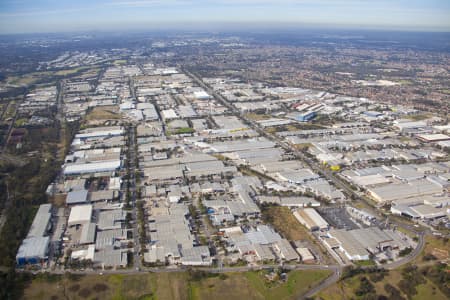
[302,266,341,299]
[29,262,341,275]
[126,125,141,270]
[55,80,65,123]
[384,231,426,270]
[0,95,21,153]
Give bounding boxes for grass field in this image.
[6,72,52,86]
[4,67,97,87]
[85,106,121,122]
[261,206,309,241]
[415,235,449,263]
[189,270,331,300]
[23,269,331,300]
[405,113,432,121]
[114,60,128,65]
[318,268,448,300]
[54,67,88,76]
[244,113,272,121]
[24,273,157,300]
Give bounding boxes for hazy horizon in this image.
[1,0,450,34]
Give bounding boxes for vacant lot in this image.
[23,269,331,300]
[418,235,449,262]
[24,273,156,300]
[318,266,448,300]
[85,106,121,122]
[190,270,331,300]
[261,206,309,241]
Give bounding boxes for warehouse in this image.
[16,236,50,266]
[79,223,97,245]
[27,203,52,238]
[68,205,93,226]
[194,90,211,100]
[143,165,184,182]
[393,120,427,132]
[208,138,276,153]
[64,160,122,175]
[409,204,448,220]
[93,248,128,267]
[294,111,316,122]
[296,247,315,263]
[66,189,88,205]
[75,126,124,140]
[180,246,212,266]
[277,169,320,183]
[328,229,369,261]
[273,239,300,261]
[258,196,320,207]
[367,179,443,204]
[416,133,450,143]
[363,111,383,118]
[97,209,126,230]
[89,190,116,202]
[293,208,329,231]
[328,227,410,261]
[16,203,53,266]
[161,109,178,120]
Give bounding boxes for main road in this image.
[126,124,141,270]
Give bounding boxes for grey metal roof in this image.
[80,223,96,244]
[66,190,88,205]
[28,204,52,238]
[16,236,50,260]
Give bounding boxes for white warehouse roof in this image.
[294,208,328,230]
[194,91,211,99]
[68,205,93,226]
[64,160,121,175]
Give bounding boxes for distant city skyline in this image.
[1,0,450,34]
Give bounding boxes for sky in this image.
[0,0,449,34]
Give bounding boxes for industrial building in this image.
[16,204,53,266]
[16,236,51,266]
[68,205,93,226]
[296,247,315,263]
[294,111,316,122]
[27,204,52,237]
[416,133,450,143]
[293,208,329,231]
[66,189,88,205]
[63,160,122,175]
[327,227,411,261]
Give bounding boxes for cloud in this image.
[0,7,90,18]
[107,0,190,6]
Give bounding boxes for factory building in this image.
[68,205,93,226]
[16,204,53,266]
[63,160,122,175]
[327,227,410,261]
[295,111,316,122]
[293,208,329,231]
